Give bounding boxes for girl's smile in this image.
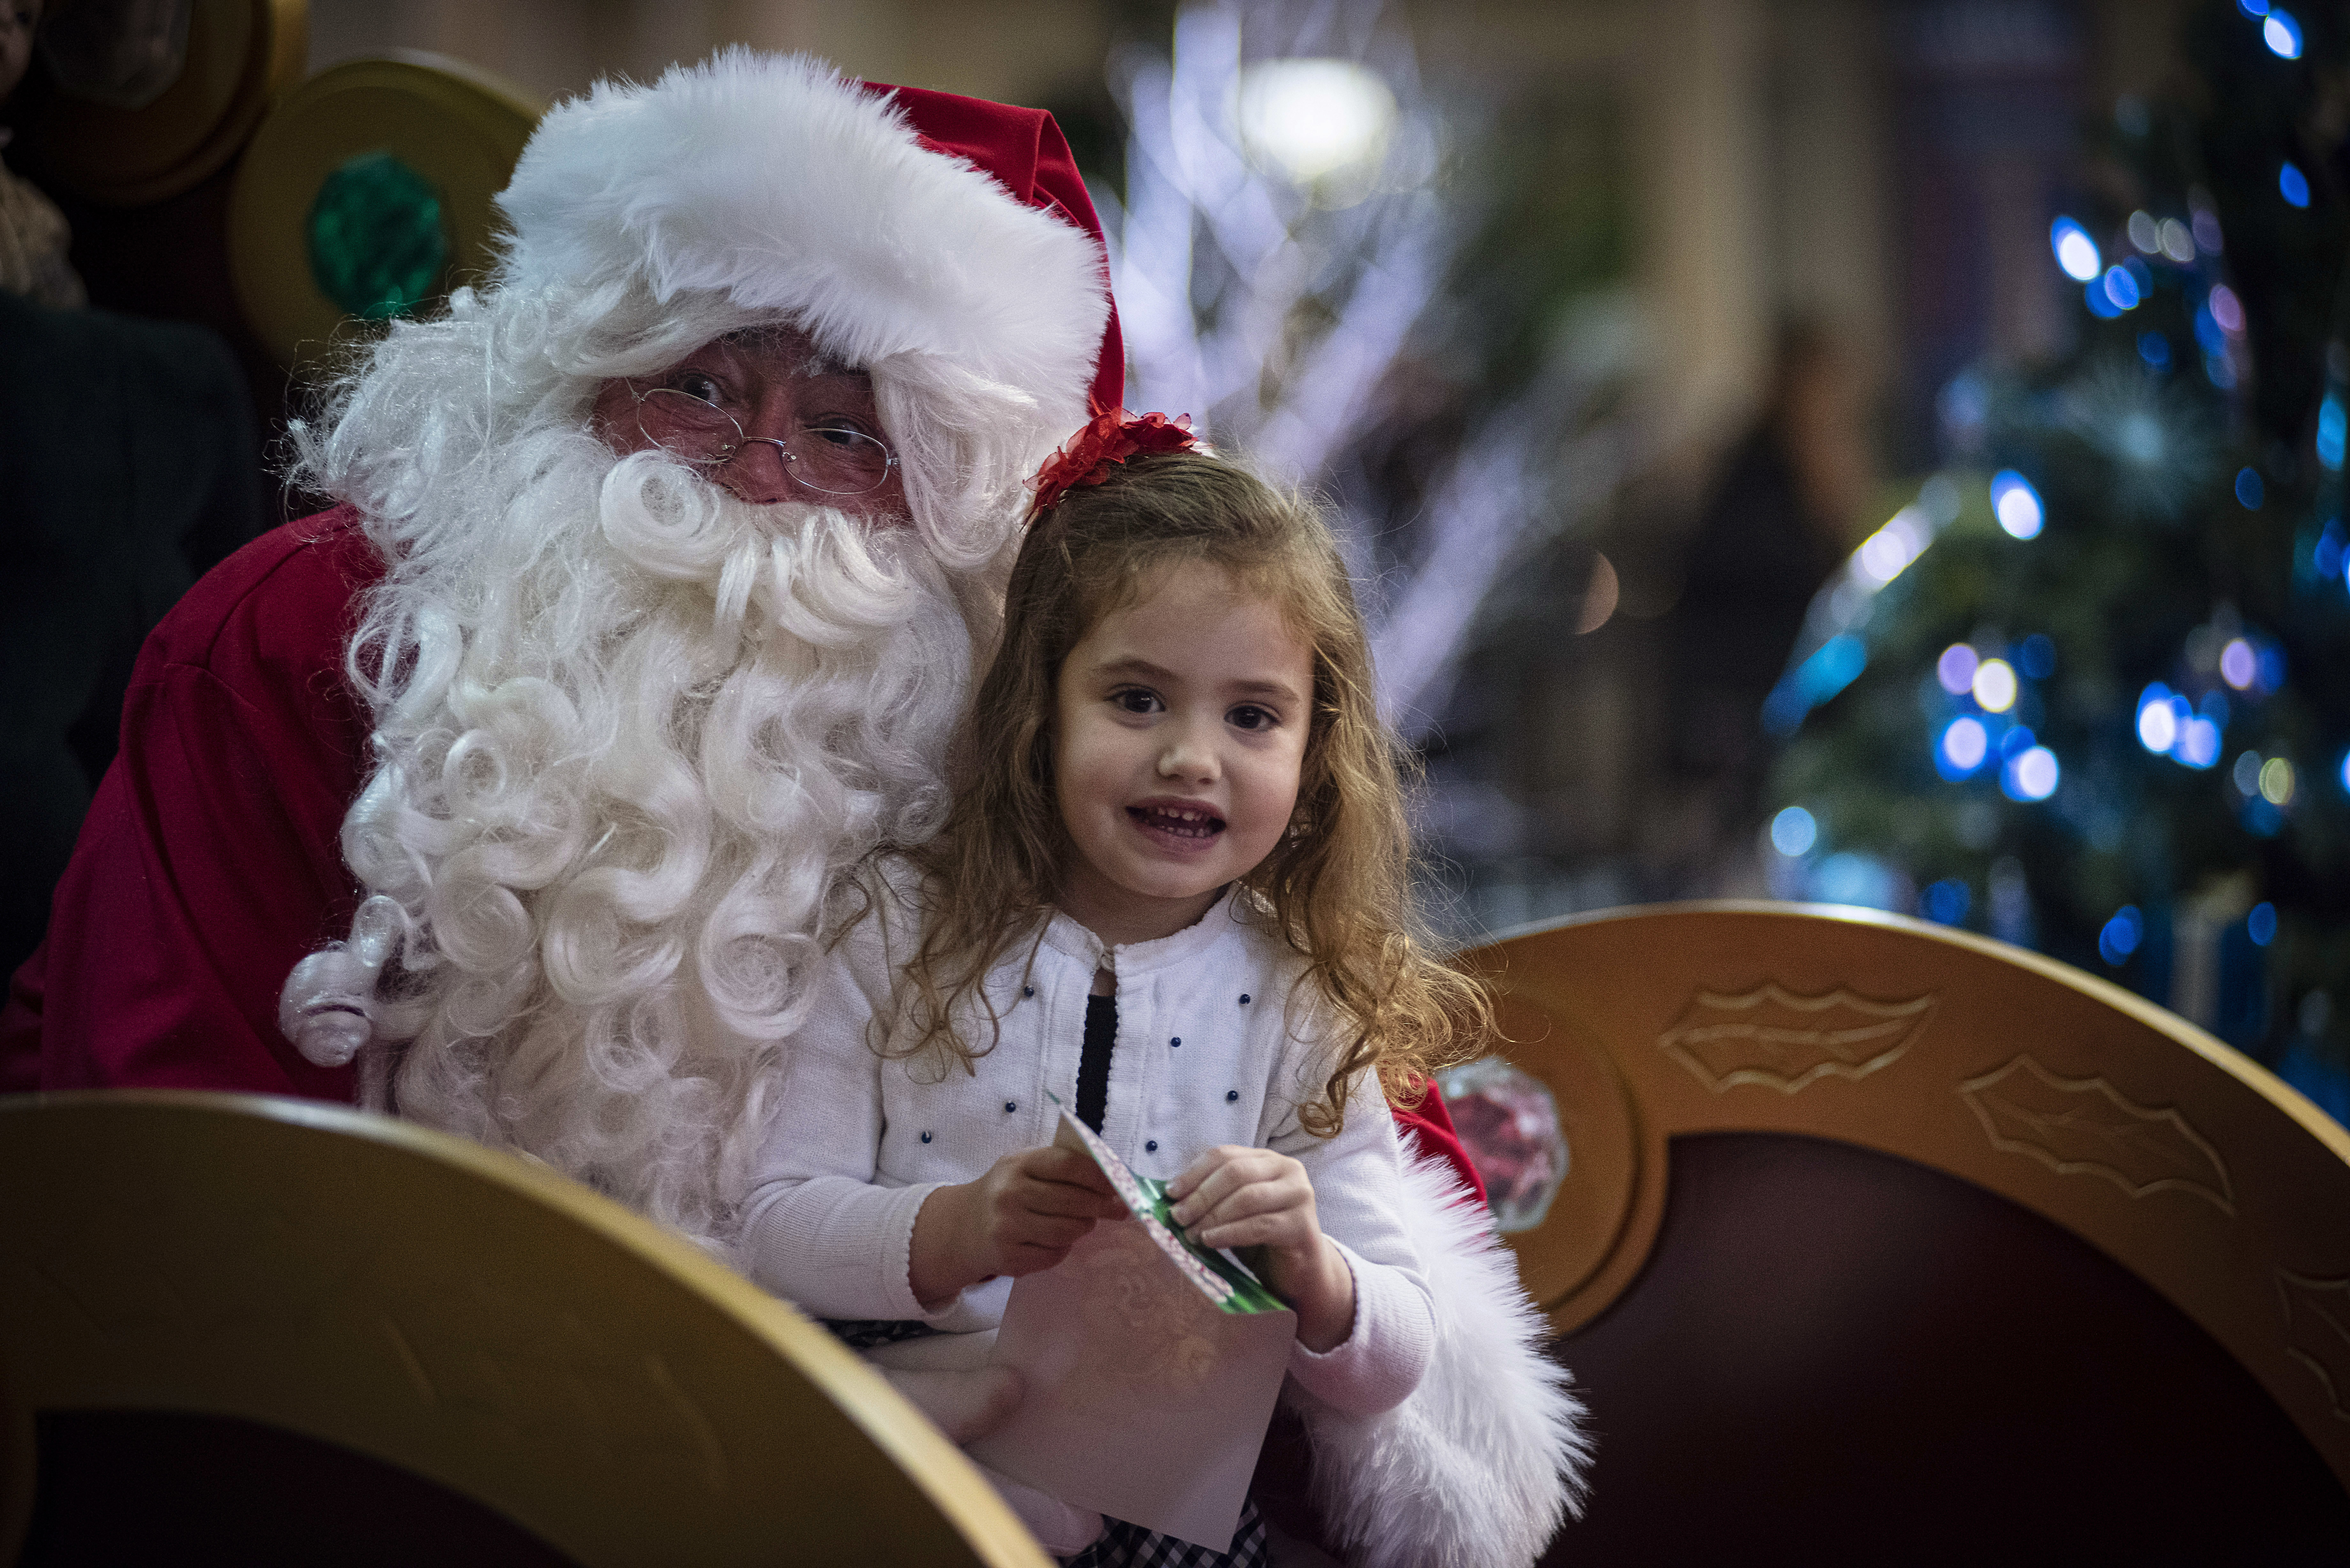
[1052,561,1314,947]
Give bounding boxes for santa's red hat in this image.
[495,49,1121,428]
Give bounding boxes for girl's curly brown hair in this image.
[885,449,1489,1136]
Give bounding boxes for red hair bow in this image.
[1027,406,1202,520]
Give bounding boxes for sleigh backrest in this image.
[1458,901,2350,1564]
[0,1090,1049,1568]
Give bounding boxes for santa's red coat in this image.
[0,508,1486,1202]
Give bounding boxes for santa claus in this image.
[1,54,1580,1561]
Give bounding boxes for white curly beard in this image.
[330,438,979,1255]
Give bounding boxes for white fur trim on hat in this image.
[496,49,1108,428]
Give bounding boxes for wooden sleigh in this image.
[5,902,2348,1564]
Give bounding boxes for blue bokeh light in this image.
[2138,331,2171,371]
[2098,906,2144,966]
[2265,10,2303,58]
[2237,468,2265,509]
[2318,396,2344,470]
[1990,470,2044,539]
[2178,715,2223,769]
[2281,162,2311,208]
[1921,879,1970,926]
[2086,283,2123,320]
[1770,806,1817,857]
[1938,716,1989,778]
[2137,683,2177,752]
[2003,745,2060,802]
[2050,216,2102,282]
[2237,0,2269,14]
[2103,266,2142,311]
[2018,633,2056,679]
[2249,902,2278,946]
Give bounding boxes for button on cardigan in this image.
[740,875,1436,1419]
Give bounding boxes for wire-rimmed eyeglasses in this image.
[628,382,898,498]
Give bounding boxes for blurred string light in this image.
[2249,902,2278,946]
[2237,467,2265,508]
[2319,396,2345,469]
[1858,505,1929,582]
[1235,59,1397,183]
[2339,750,2350,795]
[2099,905,2144,966]
[2139,330,2171,371]
[1990,470,2044,538]
[1762,632,1867,735]
[2220,637,2258,689]
[2262,756,2296,805]
[2018,633,2056,678]
[2050,217,2102,282]
[1770,806,1817,857]
[2103,265,2142,311]
[2210,285,2245,333]
[2128,211,2160,253]
[1937,643,1978,694]
[1921,879,1969,925]
[2004,741,2061,802]
[2233,748,2263,795]
[2160,218,2196,262]
[1766,479,1963,735]
[1940,715,1989,775]
[2264,10,2303,58]
[2137,682,2225,767]
[1973,657,2019,712]
[2280,161,2312,209]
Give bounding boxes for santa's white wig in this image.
[280,51,1113,1254]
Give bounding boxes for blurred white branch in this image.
[1105,0,1628,736]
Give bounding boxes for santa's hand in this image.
[909,1147,1127,1305]
[1168,1146,1357,1352]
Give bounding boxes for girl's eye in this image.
[1228,704,1278,732]
[1111,688,1163,715]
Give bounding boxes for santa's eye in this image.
[663,370,726,405]
[805,417,879,448]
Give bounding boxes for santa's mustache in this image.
[596,451,936,651]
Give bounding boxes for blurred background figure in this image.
[0,0,263,981]
[1665,319,1875,878]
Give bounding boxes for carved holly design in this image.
[2277,1271,2350,1423]
[1958,1055,2236,1216]
[1657,983,1935,1094]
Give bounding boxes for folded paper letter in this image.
[967,1106,1296,1551]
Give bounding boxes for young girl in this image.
[741,415,1582,1566]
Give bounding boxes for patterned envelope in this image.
[968,1105,1296,1551]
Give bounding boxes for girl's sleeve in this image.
[736,893,954,1323]
[1269,1066,1438,1419]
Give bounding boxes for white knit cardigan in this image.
[742,882,1588,1565]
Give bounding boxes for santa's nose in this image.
[723,438,798,506]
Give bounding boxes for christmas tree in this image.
[1767,0,2350,1120]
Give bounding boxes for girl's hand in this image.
[909,1146,1128,1305]
[1168,1146,1356,1353]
